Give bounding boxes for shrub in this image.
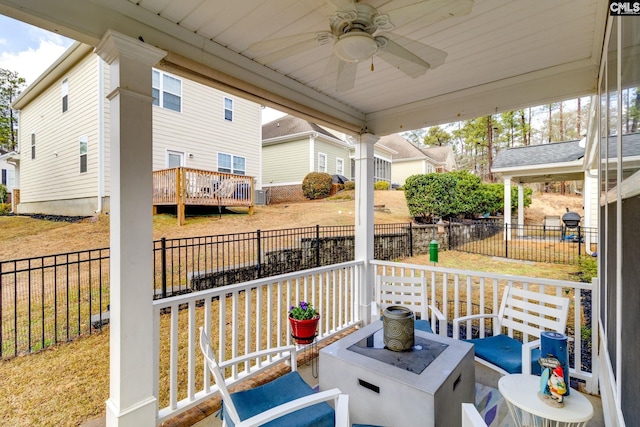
[374,181,390,190]
[301,172,333,200]
[343,181,355,191]
[0,203,11,215]
[0,184,7,204]
[404,171,532,221]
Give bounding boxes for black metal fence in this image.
[449,220,598,264]
[152,223,413,297]
[0,249,110,359]
[0,220,597,359]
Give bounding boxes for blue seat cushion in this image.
[224,371,334,427]
[378,316,433,334]
[465,334,541,375]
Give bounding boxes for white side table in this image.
[498,374,594,427]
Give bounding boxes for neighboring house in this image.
[262,115,394,203]
[262,115,351,203]
[376,134,456,186]
[11,42,262,217]
[0,148,16,206]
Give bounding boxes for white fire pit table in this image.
[320,320,474,426]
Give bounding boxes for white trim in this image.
[317,152,327,173]
[166,149,185,168]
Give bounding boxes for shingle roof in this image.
[262,115,341,141]
[422,145,451,163]
[377,134,435,161]
[492,140,585,169]
[601,132,640,157]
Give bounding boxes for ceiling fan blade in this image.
[325,0,356,12]
[255,38,326,64]
[376,37,432,79]
[382,33,447,69]
[247,32,323,55]
[380,0,474,29]
[336,60,358,92]
[318,56,357,92]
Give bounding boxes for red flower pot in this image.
[289,315,319,344]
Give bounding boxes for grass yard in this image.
[0,190,586,426]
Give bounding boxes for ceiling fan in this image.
[247,0,474,92]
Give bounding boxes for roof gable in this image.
[262,115,341,141]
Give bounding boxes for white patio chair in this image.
[199,327,349,427]
[452,285,570,375]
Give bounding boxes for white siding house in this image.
[12,42,262,217]
[262,115,352,203]
[0,149,16,207]
[376,134,457,186]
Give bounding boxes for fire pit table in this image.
[319,320,474,426]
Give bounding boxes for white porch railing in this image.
[152,260,363,424]
[152,258,598,423]
[371,260,598,394]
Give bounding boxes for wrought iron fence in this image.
[0,249,110,359]
[0,220,597,359]
[449,220,598,265]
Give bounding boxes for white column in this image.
[95,31,166,427]
[517,183,524,237]
[503,176,512,241]
[355,133,378,325]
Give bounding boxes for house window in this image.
[79,137,88,173]
[218,153,246,175]
[166,150,184,168]
[318,153,327,173]
[1,169,5,185]
[336,158,344,176]
[31,133,36,160]
[62,79,69,112]
[152,70,182,112]
[224,97,233,121]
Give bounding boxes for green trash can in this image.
[429,240,439,263]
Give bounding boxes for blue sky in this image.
[0,15,74,85]
[0,14,286,122]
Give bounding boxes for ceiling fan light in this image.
[333,32,378,63]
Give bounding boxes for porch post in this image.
[355,133,378,325]
[503,176,512,241]
[517,183,524,237]
[95,31,166,427]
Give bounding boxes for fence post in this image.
[161,237,167,298]
[257,229,262,278]
[315,225,320,267]
[504,223,509,259]
[578,226,582,258]
[409,222,413,258]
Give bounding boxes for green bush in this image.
[343,181,355,191]
[301,172,333,200]
[374,181,390,190]
[403,171,533,221]
[0,203,11,215]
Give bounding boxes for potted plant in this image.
[288,301,319,344]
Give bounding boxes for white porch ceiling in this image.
[0,0,607,136]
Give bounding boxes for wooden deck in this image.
[153,167,254,225]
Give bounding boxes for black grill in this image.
[562,210,581,229]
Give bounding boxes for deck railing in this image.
[153,258,598,422]
[153,167,255,225]
[152,260,362,423]
[371,260,598,394]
